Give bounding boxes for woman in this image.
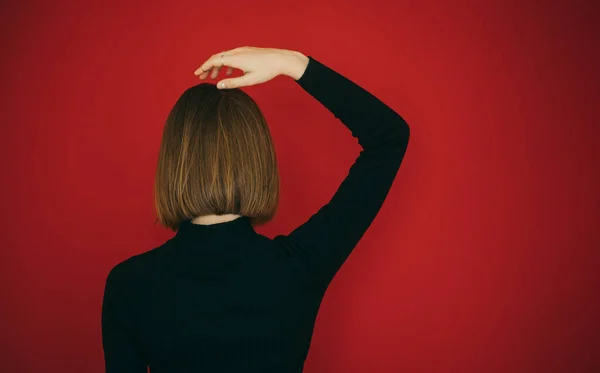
[101,46,410,373]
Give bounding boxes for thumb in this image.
[217,73,255,89]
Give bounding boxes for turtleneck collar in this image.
[172,215,258,250]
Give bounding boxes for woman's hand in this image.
[193,46,309,89]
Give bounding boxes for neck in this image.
[190,214,242,225]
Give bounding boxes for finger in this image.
[226,66,233,76]
[216,73,255,89]
[194,51,234,75]
[198,70,209,79]
[194,65,205,76]
[194,55,218,75]
[196,66,209,79]
[194,47,244,75]
[210,65,221,79]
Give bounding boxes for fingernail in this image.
[219,82,225,88]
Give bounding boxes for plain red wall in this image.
[1,0,598,372]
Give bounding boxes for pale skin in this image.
[193,46,310,89]
[190,46,309,225]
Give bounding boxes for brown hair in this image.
[154,83,279,231]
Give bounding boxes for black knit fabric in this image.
[101,55,410,373]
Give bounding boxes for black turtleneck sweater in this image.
[101,55,410,373]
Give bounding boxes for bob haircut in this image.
[154,83,279,231]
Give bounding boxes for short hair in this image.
[154,83,279,231]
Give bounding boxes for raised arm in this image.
[275,53,410,287]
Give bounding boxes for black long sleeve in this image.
[275,55,410,287]
[101,54,410,373]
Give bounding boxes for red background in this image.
[1,0,598,372]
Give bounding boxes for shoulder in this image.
[104,241,170,289]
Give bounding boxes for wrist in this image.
[279,50,309,80]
